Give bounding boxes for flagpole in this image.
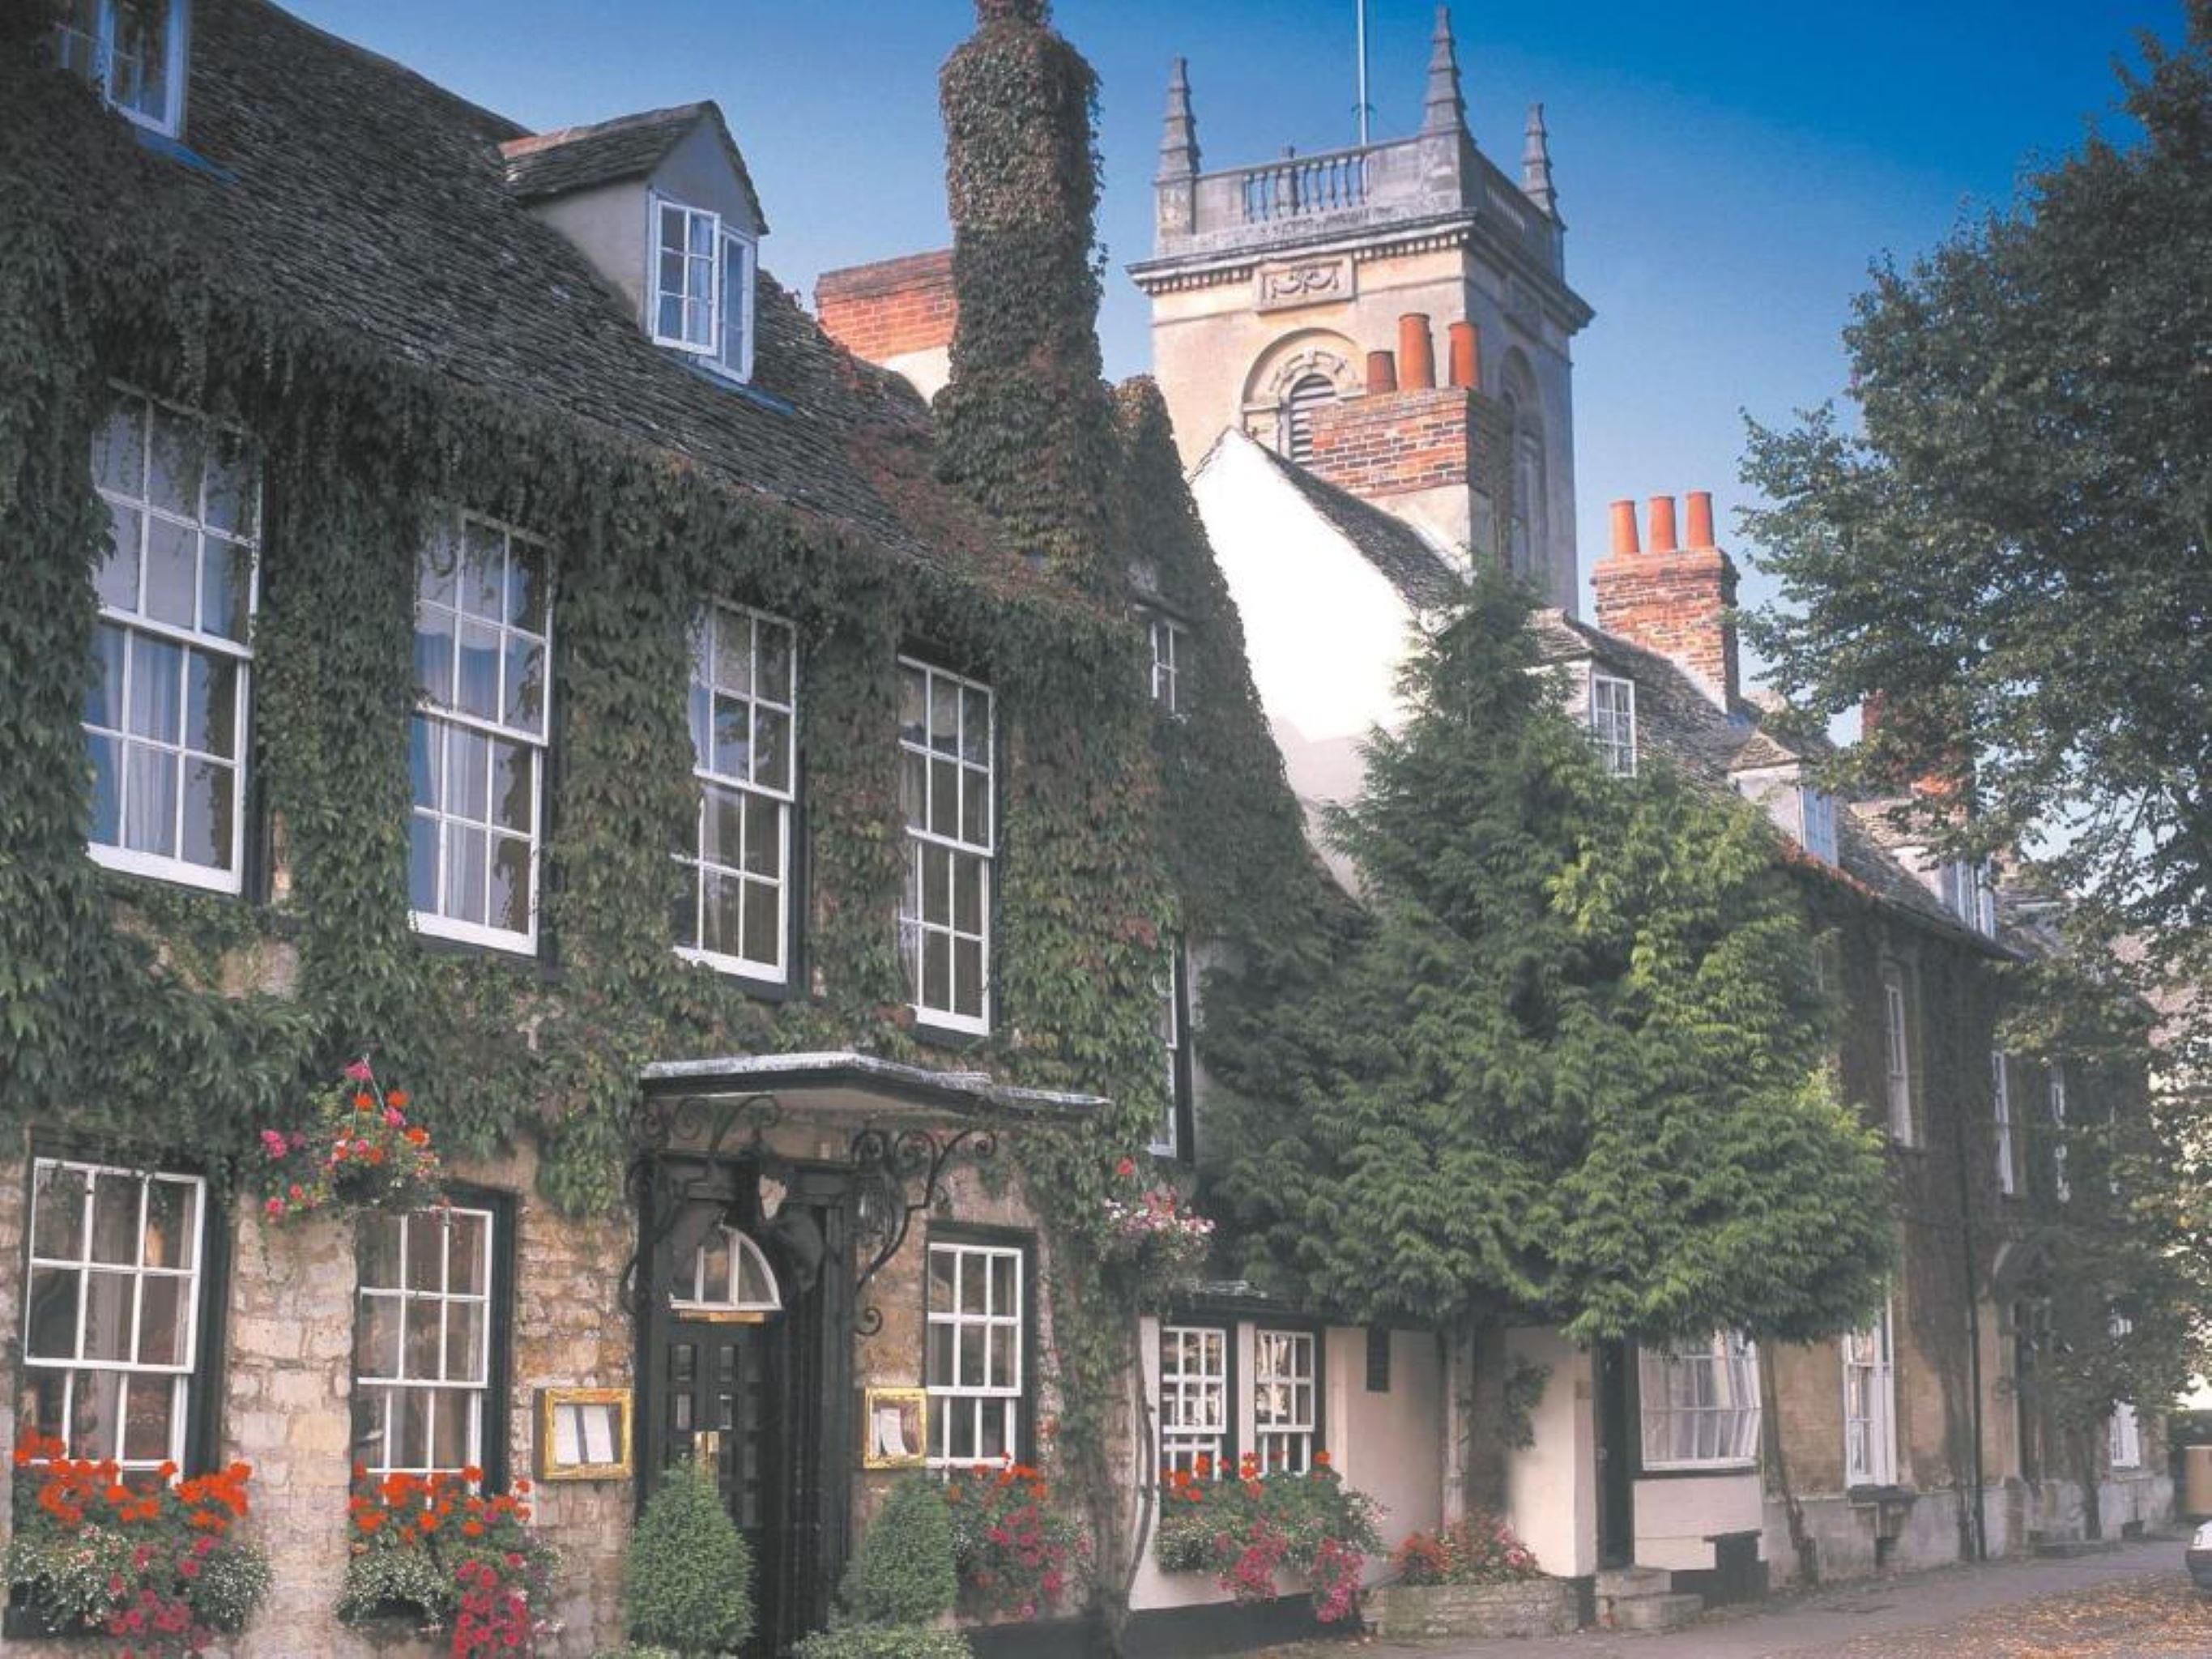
[1355,0,1371,146]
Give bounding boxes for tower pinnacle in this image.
[1159,57,1200,181]
[1421,5,1466,135]
[1522,102,1557,216]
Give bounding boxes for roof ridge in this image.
[497,100,713,160]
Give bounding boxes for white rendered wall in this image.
[1502,1327,1598,1577]
[1634,1471,1767,1572]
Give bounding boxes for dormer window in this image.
[1590,673,1636,778]
[1801,786,1838,864]
[1941,859,1997,936]
[651,197,756,382]
[55,0,188,138]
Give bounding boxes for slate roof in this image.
[1249,443,1467,610]
[70,0,1046,603]
[500,101,769,232]
[1531,612,1991,944]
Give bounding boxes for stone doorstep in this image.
[1594,1565,1673,1601]
[1612,1591,1706,1632]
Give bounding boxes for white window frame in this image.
[1882,966,1915,1145]
[55,0,190,139]
[1151,938,1186,1158]
[352,1206,497,1479]
[2051,1065,2070,1204]
[649,196,721,353]
[1993,1050,2017,1196]
[1800,786,1839,864]
[1640,1333,1762,1471]
[926,1239,1025,1468]
[1157,1324,1230,1475]
[2108,1316,2141,1469]
[897,658,995,1034]
[410,511,552,954]
[1590,672,1637,778]
[714,229,757,383]
[85,387,259,894]
[675,603,795,984]
[21,1158,207,1471]
[1842,1300,1898,1487]
[670,1225,782,1317]
[1253,1328,1318,1473]
[1149,617,1186,717]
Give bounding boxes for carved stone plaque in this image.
[1256,257,1355,312]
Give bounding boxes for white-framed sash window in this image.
[411,513,551,953]
[21,1159,206,1470]
[1149,617,1185,716]
[2108,1316,2141,1469]
[1882,966,1915,1145]
[352,1206,495,1478]
[1157,1324,1230,1475]
[676,603,795,982]
[2050,1066,2070,1203]
[1800,786,1838,864]
[897,659,993,1032]
[55,0,188,137]
[926,1240,1024,1466]
[86,389,258,893]
[1993,1050,2017,1195]
[1590,672,1637,777]
[1253,1328,1317,1473]
[1640,1333,1761,1469]
[650,197,757,382]
[1843,1300,1898,1486]
[1151,937,1186,1158]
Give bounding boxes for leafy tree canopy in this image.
[1738,6,2212,1028]
[1205,574,1893,1345]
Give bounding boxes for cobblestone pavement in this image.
[1260,1537,2210,1659]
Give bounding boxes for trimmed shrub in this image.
[625,1459,755,1655]
[839,1474,958,1626]
[793,1626,974,1659]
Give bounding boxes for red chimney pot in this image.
[1365,349,1398,394]
[1447,321,1479,390]
[1686,490,1715,549]
[1609,500,1641,559]
[1647,494,1679,554]
[1398,313,1436,391]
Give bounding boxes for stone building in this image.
[0,1,1326,1654]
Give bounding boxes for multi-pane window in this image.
[87,391,258,893]
[1843,1301,1897,1487]
[2050,1066,2070,1203]
[672,1226,782,1316]
[21,1160,205,1469]
[1149,618,1185,716]
[652,201,719,352]
[1800,787,1839,864]
[927,1240,1023,1466]
[650,199,756,381]
[898,659,993,1031]
[1157,1325,1230,1474]
[1152,940,1187,1158]
[1253,1328,1317,1473]
[352,1207,495,1478]
[1639,1333,1761,1469]
[1942,859,1998,936]
[1993,1051,2017,1196]
[676,604,795,981]
[55,0,187,136]
[411,514,550,952]
[1590,673,1637,777]
[1882,966,1915,1145]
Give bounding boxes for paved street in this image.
[1265,1539,2209,1659]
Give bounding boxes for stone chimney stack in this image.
[1592,490,1741,706]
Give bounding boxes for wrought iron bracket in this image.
[620,1094,781,1316]
[849,1122,999,1336]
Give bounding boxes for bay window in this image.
[87,390,258,893]
[1639,1333,1761,1469]
[897,659,993,1032]
[411,513,550,952]
[352,1205,498,1478]
[21,1158,207,1469]
[926,1238,1025,1466]
[1253,1328,1317,1472]
[675,603,795,981]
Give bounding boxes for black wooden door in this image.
[1595,1339,1636,1567]
[662,1317,784,1653]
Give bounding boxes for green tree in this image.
[624,1460,754,1657]
[1207,575,1892,1433]
[837,1475,958,1627]
[1737,6,2212,1023]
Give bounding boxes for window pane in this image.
[741,880,778,964]
[754,707,790,793]
[25,1268,81,1359]
[146,407,201,518]
[961,688,990,762]
[70,1369,124,1464]
[121,1379,175,1465]
[704,783,744,869]
[356,1294,401,1379]
[184,650,237,757]
[701,868,745,958]
[445,1302,485,1384]
[489,739,531,833]
[128,634,183,743]
[125,746,178,856]
[91,1175,141,1263]
[94,403,146,495]
[504,636,545,734]
[416,603,455,706]
[409,817,440,912]
[181,759,235,871]
[488,835,531,933]
[82,1270,135,1362]
[930,676,960,755]
[713,694,750,778]
[740,792,779,877]
[961,769,989,847]
[97,504,141,612]
[138,1276,185,1366]
[447,1212,488,1295]
[456,620,501,721]
[929,758,959,838]
[143,517,197,629]
[403,1297,441,1380]
[88,735,121,846]
[200,537,252,643]
[450,727,490,821]
[899,665,927,746]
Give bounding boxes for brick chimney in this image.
[1592,490,1739,706]
[815,249,959,401]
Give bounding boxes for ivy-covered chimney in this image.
[935,0,1119,590]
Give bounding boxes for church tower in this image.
[1127,6,1592,613]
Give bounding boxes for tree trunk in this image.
[1459,1316,1511,1515]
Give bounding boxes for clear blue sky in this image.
[287,0,2180,663]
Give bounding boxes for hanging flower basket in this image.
[255,1060,444,1223]
[1099,1158,1213,1292]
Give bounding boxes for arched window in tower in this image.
[1501,370,1548,584]
[1282,373,1337,464]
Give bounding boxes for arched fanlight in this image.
[672,1224,782,1320]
